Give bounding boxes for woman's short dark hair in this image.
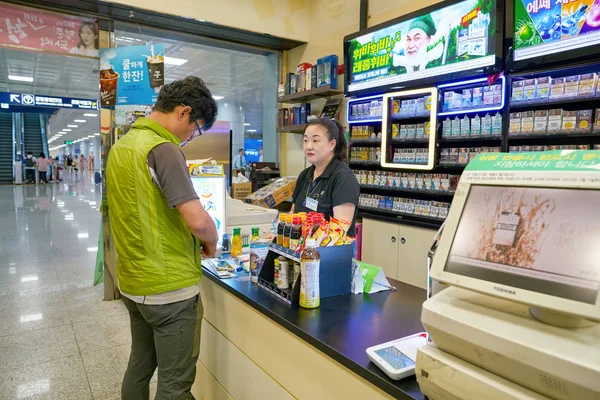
[154,76,218,130]
[304,118,348,163]
[39,153,45,158]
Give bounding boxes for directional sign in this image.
[0,92,99,110]
[64,141,73,145]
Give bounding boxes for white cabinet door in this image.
[396,224,436,289]
[361,218,400,280]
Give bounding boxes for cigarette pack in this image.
[443,92,454,111]
[564,75,580,97]
[521,145,531,152]
[449,175,460,192]
[595,109,600,132]
[416,174,425,190]
[393,198,400,211]
[469,147,479,161]
[512,81,524,102]
[415,123,425,140]
[491,112,503,136]
[440,149,450,164]
[392,123,400,139]
[408,149,417,164]
[523,79,537,101]
[492,84,502,105]
[439,203,450,219]
[472,87,483,107]
[424,174,432,191]
[449,148,459,164]
[535,77,550,100]
[509,112,522,135]
[442,118,452,138]
[459,148,469,164]
[481,114,492,136]
[462,89,472,109]
[406,124,416,141]
[533,110,548,133]
[547,145,561,150]
[453,92,463,110]
[509,146,521,153]
[432,174,441,191]
[424,121,432,137]
[547,109,563,132]
[577,145,590,150]
[416,97,427,116]
[532,145,545,152]
[595,144,600,150]
[451,117,461,137]
[550,78,565,99]
[577,109,592,132]
[471,115,481,136]
[422,201,431,216]
[521,111,534,134]
[483,86,494,105]
[430,202,439,218]
[461,116,471,137]
[579,73,596,97]
[561,110,577,132]
[399,198,407,213]
[440,174,449,192]
[406,199,415,214]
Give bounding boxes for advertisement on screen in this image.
[190,174,226,241]
[346,0,497,94]
[514,0,600,61]
[244,138,263,163]
[446,185,600,303]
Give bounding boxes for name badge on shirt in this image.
[305,197,319,211]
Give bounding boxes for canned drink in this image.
[277,260,290,289]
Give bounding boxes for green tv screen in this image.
[345,0,497,94]
[514,0,600,61]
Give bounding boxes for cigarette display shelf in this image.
[389,114,430,123]
[348,160,381,167]
[438,136,502,146]
[359,185,454,202]
[390,137,430,144]
[509,95,600,111]
[278,85,343,104]
[350,139,381,146]
[358,207,445,230]
[277,123,308,133]
[507,132,600,147]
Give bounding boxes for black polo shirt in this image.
[292,159,360,236]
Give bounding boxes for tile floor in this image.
[0,172,152,400]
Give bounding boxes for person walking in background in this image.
[233,148,246,169]
[24,152,37,184]
[36,153,52,184]
[79,154,86,172]
[107,76,218,399]
[88,154,94,171]
[66,154,74,176]
[259,147,264,162]
[74,155,79,179]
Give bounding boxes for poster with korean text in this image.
[346,0,497,93]
[0,3,99,57]
[99,44,164,106]
[514,0,600,61]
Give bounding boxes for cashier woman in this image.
[291,118,360,235]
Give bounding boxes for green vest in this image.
[106,118,201,296]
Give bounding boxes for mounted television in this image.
[512,0,600,68]
[344,0,503,96]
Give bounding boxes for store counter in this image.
[191,267,426,400]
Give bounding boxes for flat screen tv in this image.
[344,0,503,96]
[513,0,600,67]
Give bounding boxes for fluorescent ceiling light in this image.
[20,313,43,322]
[67,125,78,128]
[247,129,257,132]
[63,129,72,131]
[87,247,98,252]
[87,135,95,138]
[94,133,100,136]
[89,201,97,206]
[164,56,188,66]
[74,119,86,123]
[244,123,251,126]
[8,75,33,82]
[77,233,89,239]
[21,275,38,282]
[83,113,97,117]
[212,96,224,100]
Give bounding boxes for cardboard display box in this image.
[244,177,297,208]
[231,182,252,200]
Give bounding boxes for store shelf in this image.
[390,138,430,144]
[508,132,600,140]
[439,136,502,142]
[438,105,504,116]
[350,139,382,146]
[277,124,307,133]
[358,207,445,230]
[510,95,600,110]
[436,163,468,172]
[278,85,343,103]
[348,117,383,124]
[269,243,301,263]
[349,160,380,167]
[359,185,454,200]
[390,114,430,122]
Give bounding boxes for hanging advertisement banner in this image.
[0,3,99,57]
[99,44,165,107]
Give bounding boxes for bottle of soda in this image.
[276,215,285,246]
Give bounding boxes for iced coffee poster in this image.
[0,3,99,57]
[514,0,600,61]
[446,185,600,303]
[346,0,496,91]
[99,44,165,107]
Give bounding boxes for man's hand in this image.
[201,240,217,258]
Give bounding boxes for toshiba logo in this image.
[494,286,516,295]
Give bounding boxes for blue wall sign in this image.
[244,138,263,163]
[0,92,99,110]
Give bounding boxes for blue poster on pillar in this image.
[99,44,165,107]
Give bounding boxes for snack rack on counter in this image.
[507,62,600,153]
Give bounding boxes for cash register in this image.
[417,152,600,400]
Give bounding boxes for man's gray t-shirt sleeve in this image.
[147,143,199,208]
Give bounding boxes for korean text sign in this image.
[99,45,165,106]
[346,0,496,92]
[0,3,99,57]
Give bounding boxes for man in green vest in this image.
[106,76,219,400]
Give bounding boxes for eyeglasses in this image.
[181,103,203,140]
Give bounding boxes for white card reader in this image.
[366,332,428,380]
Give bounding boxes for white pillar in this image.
[217,100,244,160]
[93,137,101,170]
